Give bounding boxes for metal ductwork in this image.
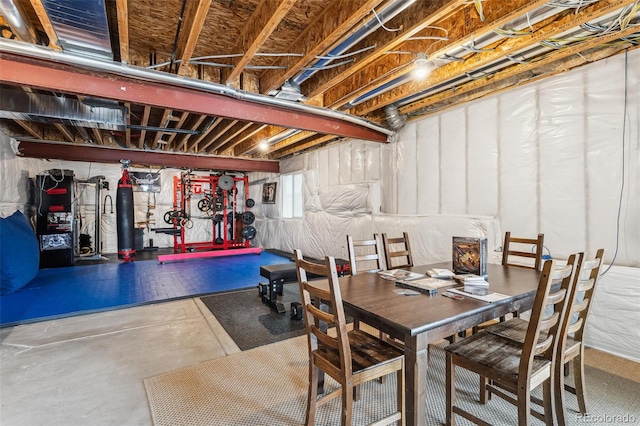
[0,86,126,130]
[385,104,406,130]
[40,0,113,59]
[0,0,39,43]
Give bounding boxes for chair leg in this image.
[543,378,555,426]
[573,352,588,414]
[479,376,489,404]
[446,352,456,426]
[341,382,353,426]
[306,364,318,426]
[517,385,532,426]
[397,367,405,425]
[554,360,567,426]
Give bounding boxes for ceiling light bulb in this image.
[259,140,269,151]
[413,53,430,79]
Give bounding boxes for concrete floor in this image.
[0,298,239,426]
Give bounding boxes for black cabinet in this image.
[35,170,75,268]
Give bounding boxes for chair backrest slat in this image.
[347,235,384,275]
[382,232,414,270]
[563,249,605,343]
[502,232,545,270]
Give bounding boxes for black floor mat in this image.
[200,283,305,350]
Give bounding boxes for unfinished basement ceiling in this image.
[0,0,639,167]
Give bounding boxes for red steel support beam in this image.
[0,53,389,143]
[16,139,279,173]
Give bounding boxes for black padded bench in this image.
[258,259,350,313]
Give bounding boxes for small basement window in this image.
[281,173,303,219]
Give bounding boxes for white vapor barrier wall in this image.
[255,50,639,361]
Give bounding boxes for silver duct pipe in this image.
[385,104,406,130]
[0,39,395,138]
[0,0,38,43]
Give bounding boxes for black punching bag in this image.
[116,168,136,262]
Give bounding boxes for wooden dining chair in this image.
[294,249,405,426]
[346,234,384,274]
[502,231,545,270]
[484,249,605,425]
[445,256,577,426]
[381,232,413,270]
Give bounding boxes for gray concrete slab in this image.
[0,299,228,426]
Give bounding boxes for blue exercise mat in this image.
[0,251,291,327]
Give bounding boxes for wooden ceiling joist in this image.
[273,134,337,159]
[353,0,639,116]
[176,0,212,75]
[165,111,189,150]
[137,105,151,148]
[115,0,130,63]
[176,115,207,152]
[322,0,548,109]
[210,121,254,154]
[224,0,296,85]
[14,120,42,139]
[29,0,61,49]
[259,0,386,94]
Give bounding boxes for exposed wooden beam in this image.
[152,109,172,149]
[208,121,254,154]
[176,115,206,152]
[176,0,212,76]
[29,0,61,49]
[0,54,391,143]
[54,123,74,143]
[219,123,264,155]
[14,120,41,139]
[304,0,466,98]
[322,0,547,109]
[16,139,279,173]
[188,117,223,152]
[233,125,284,156]
[165,111,189,150]
[115,0,130,63]
[137,105,151,148]
[224,0,296,85]
[353,0,638,115]
[402,26,640,118]
[266,130,318,155]
[91,127,104,145]
[273,134,336,159]
[200,119,238,152]
[259,0,386,94]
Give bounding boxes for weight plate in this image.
[241,211,255,225]
[218,175,234,191]
[246,198,255,208]
[215,237,224,245]
[242,225,256,240]
[197,198,210,212]
[164,211,173,224]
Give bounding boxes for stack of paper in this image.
[454,274,489,287]
[427,268,455,278]
[379,269,424,281]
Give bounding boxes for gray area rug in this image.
[200,283,305,350]
[145,335,640,426]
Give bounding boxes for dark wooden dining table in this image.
[337,261,541,426]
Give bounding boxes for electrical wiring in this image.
[600,49,629,276]
[472,0,485,22]
[372,8,401,32]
